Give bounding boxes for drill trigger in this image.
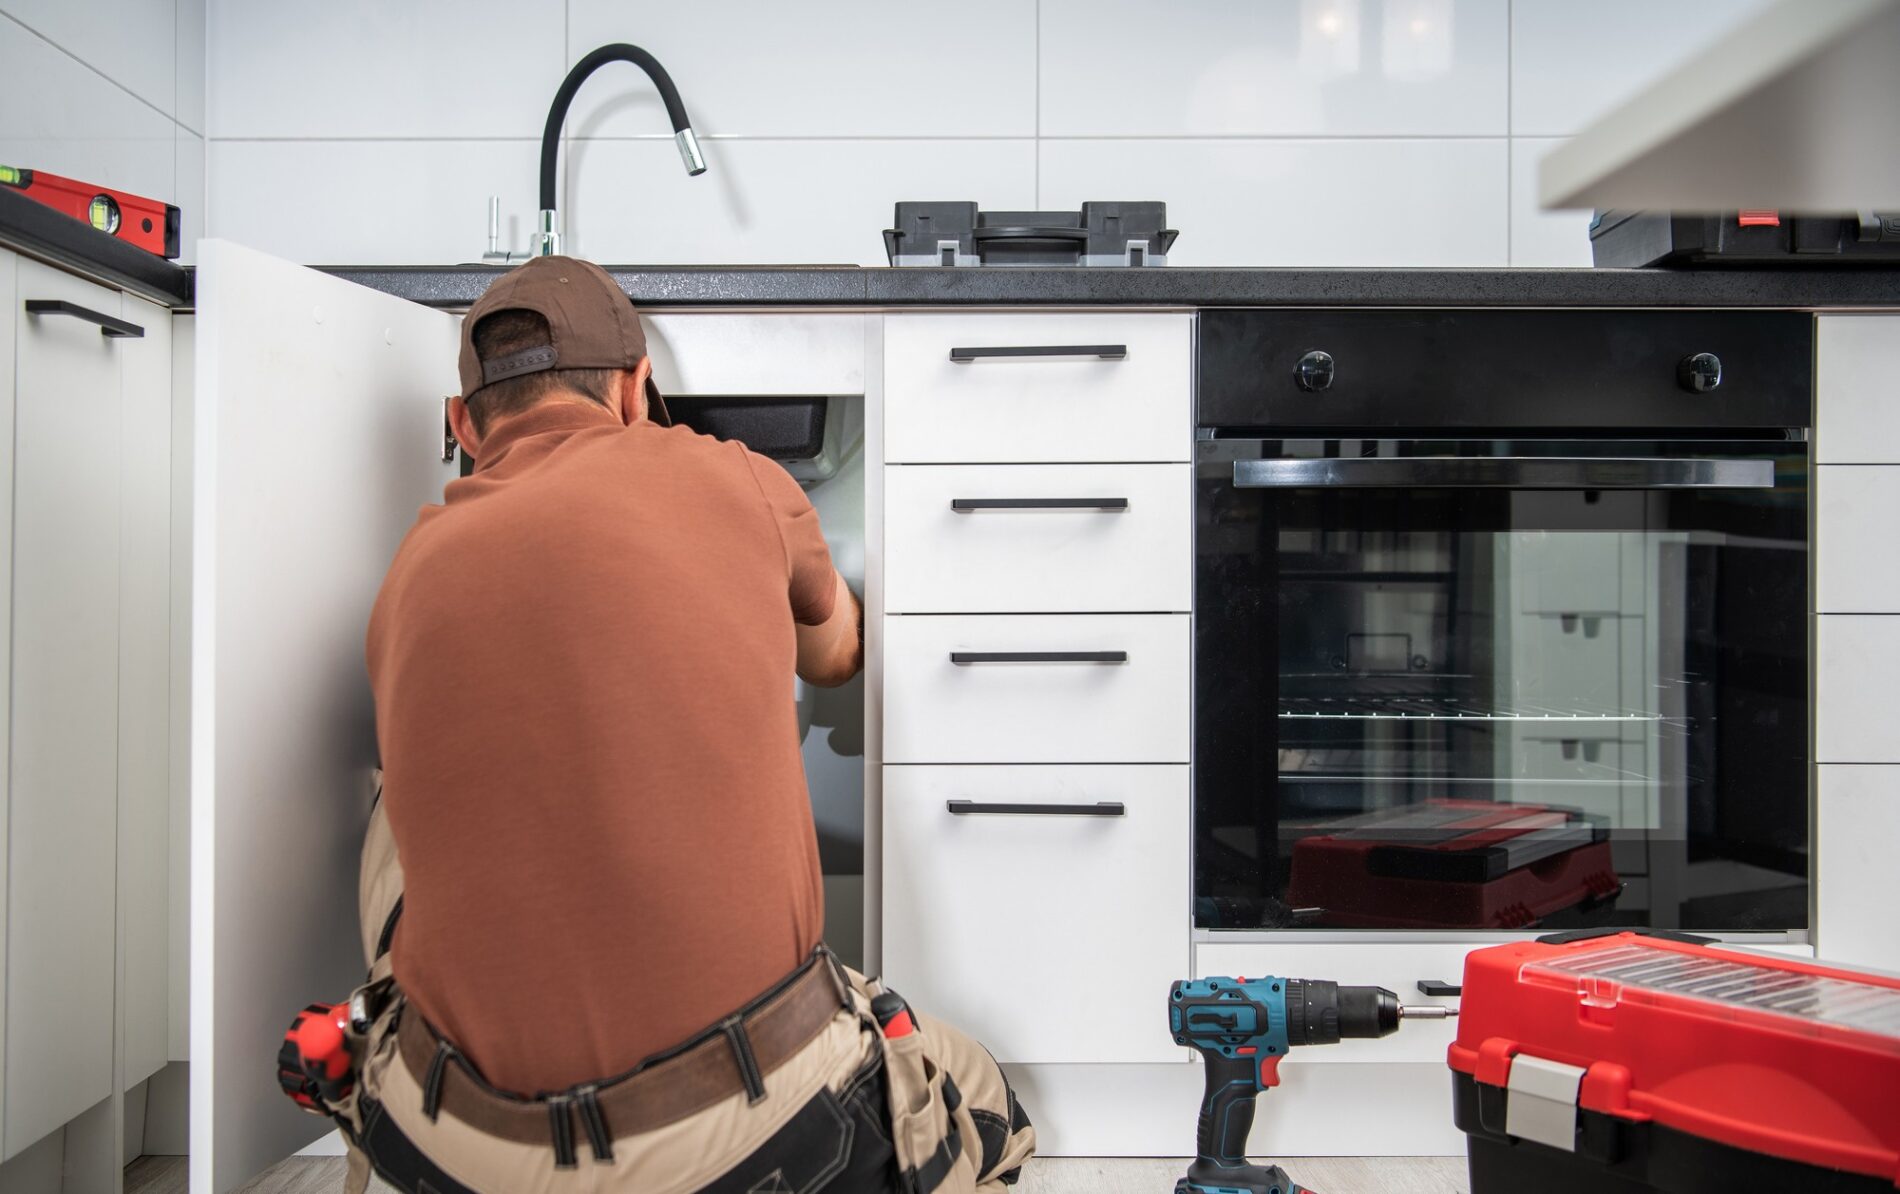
[1258,1053,1282,1088]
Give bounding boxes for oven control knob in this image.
[1295,350,1335,392]
[1678,352,1723,393]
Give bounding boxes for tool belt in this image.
[396,945,856,1166]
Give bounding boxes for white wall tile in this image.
[1817,314,1900,465]
[207,0,565,138]
[207,139,540,265]
[1816,616,1900,764]
[1039,138,1508,266]
[564,138,1036,266]
[1510,136,1591,265]
[564,0,1035,138]
[0,19,175,203]
[1817,765,1900,971]
[175,0,203,134]
[1818,467,1900,614]
[174,126,203,264]
[1510,0,1777,136]
[1,0,176,119]
[1041,0,1508,136]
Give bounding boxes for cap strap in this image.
[481,345,558,386]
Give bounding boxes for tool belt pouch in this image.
[875,1020,974,1194]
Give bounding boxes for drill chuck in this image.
[1283,979,1403,1044]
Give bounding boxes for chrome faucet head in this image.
[532,209,562,257]
[675,127,707,176]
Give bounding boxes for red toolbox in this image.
[1285,799,1622,929]
[1450,931,1900,1193]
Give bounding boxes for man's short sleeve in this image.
[743,449,838,626]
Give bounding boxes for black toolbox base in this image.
[1453,1071,1889,1194]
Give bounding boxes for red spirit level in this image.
[1,165,180,259]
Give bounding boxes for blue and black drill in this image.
[1168,976,1456,1194]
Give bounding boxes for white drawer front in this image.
[885,463,1191,613]
[1817,764,1900,971]
[1818,314,1900,464]
[883,614,1190,763]
[883,765,1190,1064]
[1818,466,1900,612]
[883,313,1191,464]
[1195,942,1479,1066]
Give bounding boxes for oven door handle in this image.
[1231,457,1777,490]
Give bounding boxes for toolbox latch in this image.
[1504,1054,1586,1152]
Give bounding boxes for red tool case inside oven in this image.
[1450,931,1900,1193]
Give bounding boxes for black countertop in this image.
[9,187,1900,310]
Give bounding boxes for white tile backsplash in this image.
[175,0,203,134]
[1,0,177,119]
[0,18,177,203]
[1817,765,1900,971]
[1040,137,1508,266]
[1042,0,1508,137]
[174,127,203,265]
[1510,136,1591,265]
[563,138,1037,266]
[1509,0,1777,137]
[564,0,1036,138]
[207,0,567,139]
[208,139,541,265]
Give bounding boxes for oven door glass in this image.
[1194,438,1809,933]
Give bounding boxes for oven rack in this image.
[1277,694,1663,722]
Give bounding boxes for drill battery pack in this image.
[1450,931,1900,1194]
[1285,800,1621,930]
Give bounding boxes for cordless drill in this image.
[1168,976,1456,1194]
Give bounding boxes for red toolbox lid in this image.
[1450,934,1900,1183]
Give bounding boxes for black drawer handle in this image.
[949,650,1128,665]
[1417,980,1463,998]
[25,299,145,339]
[950,497,1129,512]
[968,225,1090,243]
[948,344,1127,363]
[946,800,1126,817]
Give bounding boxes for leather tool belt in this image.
[396,945,856,1168]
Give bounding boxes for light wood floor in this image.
[129,1153,1472,1193]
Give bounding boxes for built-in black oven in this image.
[1194,310,1812,935]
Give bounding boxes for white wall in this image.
[0,0,206,263]
[203,0,1775,269]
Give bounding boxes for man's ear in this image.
[619,357,653,425]
[448,396,482,460]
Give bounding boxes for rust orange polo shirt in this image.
[366,400,836,1096]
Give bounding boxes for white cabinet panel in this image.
[1817,314,1900,464]
[0,248,13,1142]
[118,293,173,1091]
[1039,0,1508,137]
[191,242,460,1191]
[885,464,1191,614]
[6,260,123,1158]
[1817,765,1900,971]
[1816,616,1900,763]
[643,313,865,398]
[883,765,1189,1063]
[1195,941,1478,1066]
[883,314,1191,464]
[168,313,193,1063]
[1817,466,1900,612]
[883,614,1191,763]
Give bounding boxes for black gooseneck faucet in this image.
[535,43,706,256]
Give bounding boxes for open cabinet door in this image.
[190,242,459,1192]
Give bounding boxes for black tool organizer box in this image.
[884,201,1177,266]
[1591,209,1900,267]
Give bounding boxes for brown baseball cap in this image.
[457,256,666,420]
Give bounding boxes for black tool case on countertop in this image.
[1591,209,1900,267]
[884,201,1177,266]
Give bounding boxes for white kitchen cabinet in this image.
[883,613,1191,764]
[189,241,460,1193]
[1817,466,1900,612]
[6,259,128,1159]
[884,463,1192,613]
[882,765,1190,1064]
[0,247,13,1146]
[883,312,1192,464]
[1816,764,1900,971]
[1816,617,1900,764]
